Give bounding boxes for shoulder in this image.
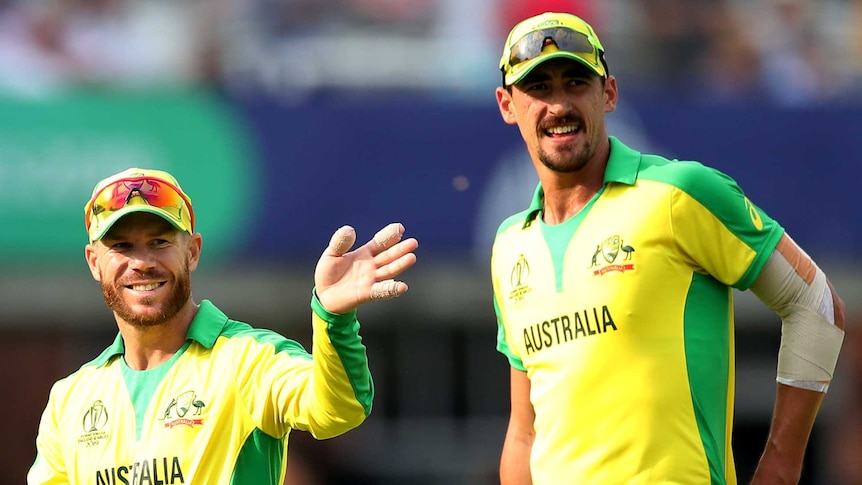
[218,318,308,356]
[495,209,532,237]
[45,357,114,401]
[637,156,743,202]
[606,139,737,198]
[492,209,538,259]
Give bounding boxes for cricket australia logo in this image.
[78,400,109,448]
[509,254,532,303]
[159,390,206,429]
[590,235,635,275]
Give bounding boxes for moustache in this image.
[118,272,170,286]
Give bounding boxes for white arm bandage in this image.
[749,236,844,393]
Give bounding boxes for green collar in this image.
[92,300,229,367]
[522,136,642,227]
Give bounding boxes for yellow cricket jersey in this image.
[493,137,784,484]
[28,296,373,485]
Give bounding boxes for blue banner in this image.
[233,94,861,266]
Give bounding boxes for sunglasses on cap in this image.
[84,176,195,233]
[502,25,607,85]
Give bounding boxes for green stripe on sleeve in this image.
[310,291,374,415]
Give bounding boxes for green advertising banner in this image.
[0,90,259,269]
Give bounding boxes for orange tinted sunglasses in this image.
[85,177,195,232]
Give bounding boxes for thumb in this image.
[326,225,356,256]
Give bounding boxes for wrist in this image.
[311,288,356,323]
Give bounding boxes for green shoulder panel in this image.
[220,319,311,360]
[637,156,785,289]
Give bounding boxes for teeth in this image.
[548,125,578,134]
[131,283,160,291]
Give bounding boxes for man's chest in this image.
[61,360,243,483]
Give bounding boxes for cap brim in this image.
[505,51,605,86]
[89,206,191,242]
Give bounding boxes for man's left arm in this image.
[750,235,846,484]
[301,223,418,438]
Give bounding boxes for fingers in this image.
[328,223,406,257]
[371,223,417,280]
[327,225,356,256]
[369,224,416,302]
[369,280,408,301]
[371,223,405,254]
[375,247,418,281]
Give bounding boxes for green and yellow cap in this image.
[84,167,195,242]
[499,12,607,86]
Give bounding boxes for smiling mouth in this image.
[128,282,164,291]
[544,124,581,136]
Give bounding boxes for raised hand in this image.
[314,223,419,314]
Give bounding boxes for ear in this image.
[604,76,618,114]
[85,244,102,282]
[496,86,518,126]
[186,233,203,273]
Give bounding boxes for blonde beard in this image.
[101,266,192,327]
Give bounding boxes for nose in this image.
[126,247,157,271]
[547,89,574,116]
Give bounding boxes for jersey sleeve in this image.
[27,382,69,484]
[667,162,785,290]
[232,292,373,440]
[495,296,527,371]
[491,226,527,371]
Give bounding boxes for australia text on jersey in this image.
[523,305,618,354]
[96,456,184,485]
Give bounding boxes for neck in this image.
[539,146,610,225]
[540,181,603,225]
[118,301,198,370]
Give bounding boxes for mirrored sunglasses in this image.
[85,176,194,232]
[508,27,599,69]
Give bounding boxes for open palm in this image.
[314,223,419,314]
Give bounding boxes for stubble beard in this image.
[101,263,192,328]
[537,139,592,173]
[535,114,597,173]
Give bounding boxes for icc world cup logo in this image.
[83,400,109,432]
[508,254,533,303]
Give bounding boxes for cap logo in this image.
[537,20,561,28]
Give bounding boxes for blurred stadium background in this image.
[2,0,861,483]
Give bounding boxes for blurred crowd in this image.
[0,0,206,96]
[0,0,861,104]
